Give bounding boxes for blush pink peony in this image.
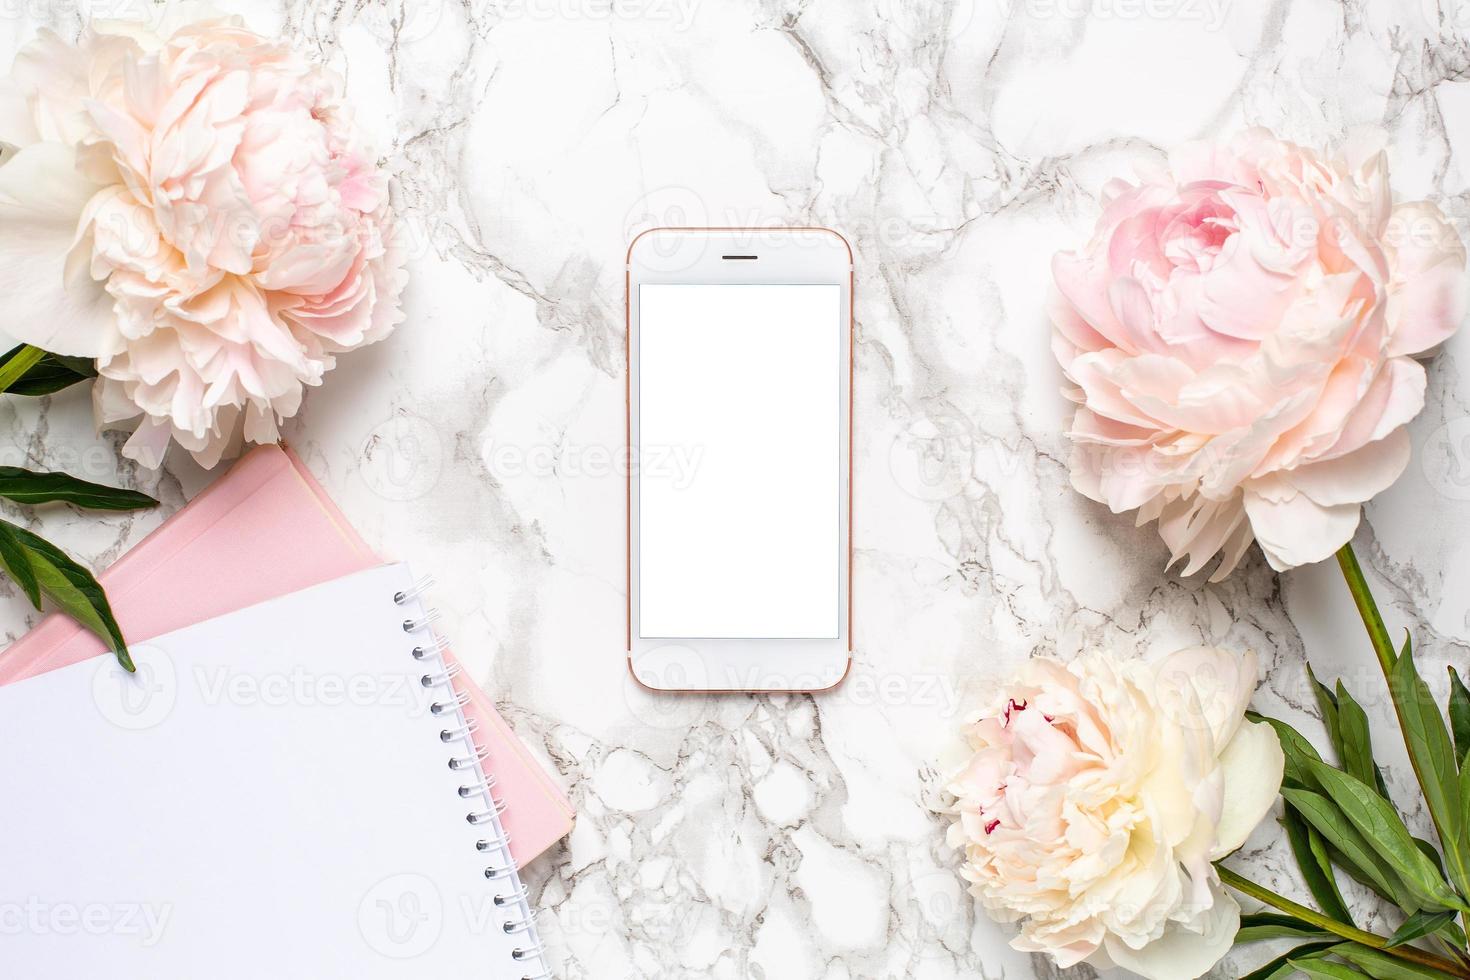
[0,11,406,467]
[947,647,1283,979]
[1051,129,1466,578]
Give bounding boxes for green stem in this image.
[1337,542,1398,673]
[1219,865,1469,976]
[0,344,44,394]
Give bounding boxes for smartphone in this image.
[626,227,853,693]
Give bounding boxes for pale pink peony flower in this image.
[0,11,406,467]
[947,647,1283,980]
[1051,129,1466,578]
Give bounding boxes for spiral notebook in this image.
[0,563,548,979]
[0,444,574,869]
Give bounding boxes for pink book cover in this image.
[0,444,573,867]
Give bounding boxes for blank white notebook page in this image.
[638,282,841,639]
[0,563,546,980]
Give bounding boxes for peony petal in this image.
[1242,484,1362,571]
[1284,428,1411,508]
[120,415,174,469]
[1100,881,1240,980]
[0,78,40,147]
[1154,648,1258,754]
[1212,718,1285,856]
[1316,357,1425,464]
[0,142,118,357]
[1384,201,1468,357]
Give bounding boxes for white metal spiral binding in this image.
[502,910,539,935]
[420,661,463,688]
[393,575,436,605]
[438,718,480,742]
[448,744,491,770]
[396,581,546,980]
[430,689,473,716]
[400,607,442,634]
[412,635,451,660]
[513,940,548,963]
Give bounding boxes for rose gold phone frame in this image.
[625,227,853,694]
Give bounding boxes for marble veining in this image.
[2,1,1469,977]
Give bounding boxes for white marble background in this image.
[2,0,1470,977]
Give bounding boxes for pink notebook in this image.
[0,444,572,867]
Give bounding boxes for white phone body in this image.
[626,228,853,693]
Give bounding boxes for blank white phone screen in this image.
[638,283,841,639]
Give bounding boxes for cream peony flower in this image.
[0,11,406,467]
[947,647,1283,980]
[1052,129,1466,578]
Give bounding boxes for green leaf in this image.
[1389,638,1468,898]
[1236,911,1335,943]
[1461,761,1470,875]
[1448,666,1470,769]
[1412,837,1447,880]
[0,343,44,392]
[1253,711,1327,791]
[1283,786,1412,909]
[0,467,156,511]
[1385,909,1456,948]
[1283,803,1355,925]
[0,519,40,606]
[0,344,95,396]
[1332,943,1460,979]
[1290,958,1368,979]
[0,519,132,671]
[1310,663,1344,754]
[1241,942,1337,980]
[1335,679,1385,795]
[1307,760,1465,911]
